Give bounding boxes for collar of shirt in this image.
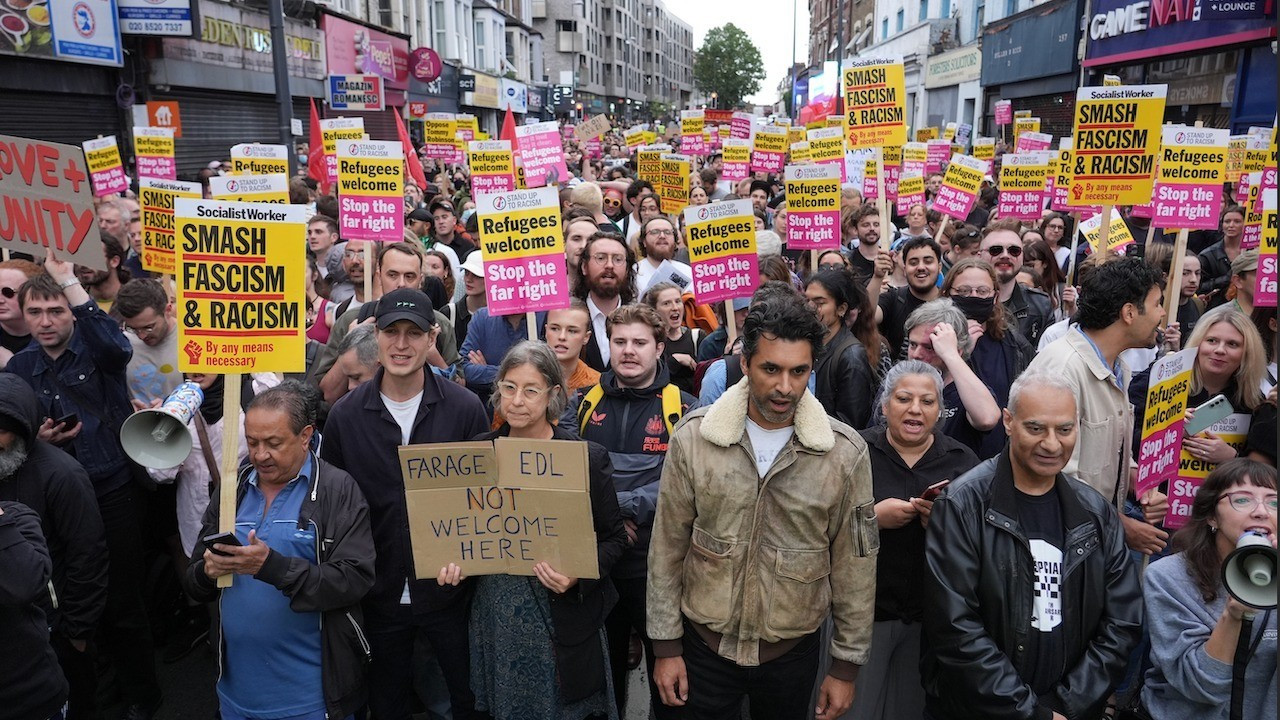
[1074,325,1123,390]
[249,453,314,490]
[586,295,614,361]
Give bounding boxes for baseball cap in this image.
[428,198,455,215]
[732,296,751,311]
[407,206,433,222]
[460,251,484,277]
[749,180,771,196]
[374,288,437,331]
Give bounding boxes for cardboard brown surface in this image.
[0,135,105,269]
[400,438,599,579]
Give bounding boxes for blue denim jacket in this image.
[6,300,134,493]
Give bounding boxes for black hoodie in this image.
[0,374,108,642]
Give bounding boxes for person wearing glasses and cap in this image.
[981,220,1054,347]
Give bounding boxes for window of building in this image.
[881,17,888,38]
[941,0,951,16]
[433,0,447,53]
[895,8,904,31]
[474,19,486,68]
[972,0,984,39]
[920,0,928,21]
[1005,0,1015,17]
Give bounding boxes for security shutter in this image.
[0,91,123,147]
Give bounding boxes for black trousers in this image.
[604,575,678,719]
[680,620,819,720]
[364,602,488,720]
[96,480,161,711]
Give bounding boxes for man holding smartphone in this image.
[6,251,163,720]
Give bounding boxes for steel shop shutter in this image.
[162,89,290,177]
[0,91,123,147]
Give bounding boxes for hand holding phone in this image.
[1184,394,1232,437]
[920,479,951,502]
[203,531,242,557]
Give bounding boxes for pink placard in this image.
[1134,349,1195,499]
[995,100,1012,125]
[471,173,515,195]
[585,138,602,159]
[89,165,129,196]
[884,163,901,203]
[1257,187,1276,307]
[1151,182,1223,230]
[515,122,568,188]
[730,113,752,139]
[896,186,924,216]
[785,165,841,251]
[485,253,570,315]
[925,141,951,175]
[751,149,784,174]
[683,133,707,156]
[136,155,176,181]
[1129,203,1155,219]
[997,189,1046,221]
[691,254,759,304]
[934,184,977,220]
[722,160,749,183]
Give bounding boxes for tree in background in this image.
[693,24,765,111]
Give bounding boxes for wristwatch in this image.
[58,278,81,289]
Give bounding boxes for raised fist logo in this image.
[184,340,203,365]
[1072,184,1084,201]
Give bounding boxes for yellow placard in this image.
[681,114,704,138]
[85,141,122,174]
[843,58,907,149]
[624,126,646,149]
[230,144,289,175]
[752,126,788,153]
[1079,207,1137,253]
[209,174,290,204]
[468,144,515,177]
[1226,135,1248,176]
[1012,117,1040,145]
[807,127,845,164]
[682,199,758,268]
[637,144,669,186]
[336,143,403,199]
[140,178,202,275]
[134,130,174,158]
[916,127,940,142]
[789,141,811,163]
[175,198,309,373]
[943,122,957,141]
[722,139,750,165]
[972,138,996,161]
[658,153,691,216]
[474,192,562,264]
[1068,85,1167,205]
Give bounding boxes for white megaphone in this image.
[1222,530,1278,610]
[120,382,204,469]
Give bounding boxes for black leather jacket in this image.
[815,327,877,430]
[1003,284,1054,348]
[921,451,1143,720]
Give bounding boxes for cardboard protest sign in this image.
[916,128,939,142]
[789,142,812,164]
[730,112,753,140]
[336,140,404,242]
[1069,85,1166,205]
[423,113,460,161]
[925,140,951,175]
[681,110,706,156]
[474,187,568,315]
[751,125,788,173]
[574,114,611,142]
[994,100,1012,126]
[82,136,129,197]
[895,174,926,217]
[1167,414,1251,529]
[721,139,751,184]
[140,178,202,274]
[637,144,671,187]
[623,126,646,151]
[784,164,841,251]
[1013,116,1039,145]
[401,439,598,579]
[134,127,176,180]
[209,174,290,204]
[658,154,691,216]
[174,198,308,372]
[933,154,989,222]
[468,140,516,196]
[807,126,846,180]
[843,58,907,149]
[1079,207,1136,253]
[683,200,758,305]
[1015,131,1053,153]
[320,118,365,185]
[845,148,873,193]
[515,121,568,188]
[972,137,995,161]
[901,142,928,178]
[1150,127,1228,230]
[0,135,105,269]
[230,144,289,176]
[1257,187,1277,307]
[1135,348,1195,498]
[997,152,1053,222]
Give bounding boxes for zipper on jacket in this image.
[346,611,371,658]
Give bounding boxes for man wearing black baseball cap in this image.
[321,287,490,720]
[427,198,476,263]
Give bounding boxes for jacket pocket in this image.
[852,501,880,558]
[1076,418,1115,493]
[345,611,371,662]
[682,526,734,624]
[764,547,831,636]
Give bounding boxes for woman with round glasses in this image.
[439,341,628,720]
[1039,213,1070,271]
[1140,458,1276,720]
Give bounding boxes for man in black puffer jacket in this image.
[0,500,68,720]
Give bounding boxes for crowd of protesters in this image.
[0,119,1274,720]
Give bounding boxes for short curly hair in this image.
[741,293,825,368]
[1075,256,1164,331]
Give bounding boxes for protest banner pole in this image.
[526,311,537,341]
[934,215,950,245]
[363,243,374,302]
[215,375,243,589]
[1098,203,1113,257]
[1144,224,1156,256]
[1163,229,1190,329]
[876,150,889,250]
[724,300,738,348]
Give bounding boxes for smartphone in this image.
[202,531,242,557]
[1184,394,1233,437]
[921,479,951,502]
[54,413,78,429]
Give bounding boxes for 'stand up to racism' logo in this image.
[1175,131,1187,144]
[698,207,710,220]
[492,196,508,211]
[225,180,239,193]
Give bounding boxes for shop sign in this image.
[924,45,982,89]
[468,73,501,109]
[0,0,124,67]
[502,79,528,113]
[119,0,193,36]
[459,75,478,92]
[409,47,442,81]
[1085,0,1276,67]
[162,0,324,80]
[321,12,409,99]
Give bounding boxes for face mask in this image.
[952,294,995,324]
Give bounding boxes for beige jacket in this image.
[646,378,877,675]
[1027,327,1133,511]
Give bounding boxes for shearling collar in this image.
[699,376,835,452]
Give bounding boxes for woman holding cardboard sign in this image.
[438,341,627,719]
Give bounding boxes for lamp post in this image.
[710,91,718,109]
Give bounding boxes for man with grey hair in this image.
[333,323,380,399]
[902,299,1000,456]
[921,368,1142,720]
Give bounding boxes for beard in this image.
[750,389,800,426]
[77,268,111,287]
[0,435,28,480]
[588,272,622,300]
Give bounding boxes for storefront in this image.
[0,0,126,145]
[149,0,325,175]
[980,0,1083,140]
[461,71,502,134]
[408,60,461,130]
[856,19,957,133]
[923,44,982,131]
[319,11,411,141]
[1083,0,1276,131]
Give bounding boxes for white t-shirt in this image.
[381,391,423,445]
[745,418,794,478]
[127,329,184,405]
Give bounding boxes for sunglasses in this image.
[0,287,15,299]
[985,244,1022,257]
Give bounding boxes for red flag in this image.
[500,106,517,145]
[395,111,428,192]
[306,98,327,194]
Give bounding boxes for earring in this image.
[1209,525,1218,533]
